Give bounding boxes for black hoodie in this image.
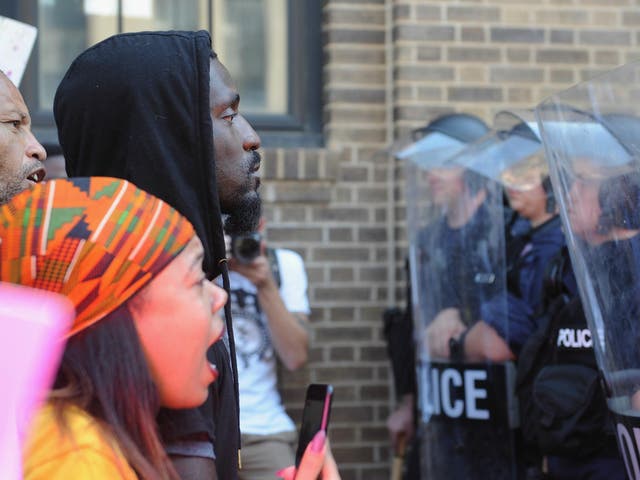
[54,31,239,479]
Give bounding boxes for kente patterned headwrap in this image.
[0,177,195,337]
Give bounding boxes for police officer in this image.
[386,113,491,479]
[439,111,564,479]
[536,66,640,478]
[452,112,564,364]
[516,241,626,479]
[402,112,527,479]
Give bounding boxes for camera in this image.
[230,233,262,264]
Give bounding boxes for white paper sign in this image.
[0,16,38,87]
[83,0,153,18]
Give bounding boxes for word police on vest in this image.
[616,421,640,479]
[557,328,593,349]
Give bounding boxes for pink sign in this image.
[0,283,74,479]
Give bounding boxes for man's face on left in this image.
[209,58,262,235]
[0,73,46,204]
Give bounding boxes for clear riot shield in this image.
[404,124,518,479]
[536,61,640,479]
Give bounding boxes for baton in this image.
[390,434,406,480]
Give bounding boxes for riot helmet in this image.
[452,110,556,222]
[411,112,490,143]
[400,113,490,215]
[397,113,489,163]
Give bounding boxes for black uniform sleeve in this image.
[383,259,418,397]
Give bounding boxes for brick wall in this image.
[266,1,640,479]
[393,0,640,137]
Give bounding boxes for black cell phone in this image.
[294,383,334,467]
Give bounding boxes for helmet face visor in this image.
[498,150,549,192]
[452,127,545,191]
[396,131,466,167]
[451,109,547,193]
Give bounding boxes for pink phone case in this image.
[0,283,74,479]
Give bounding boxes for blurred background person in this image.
[515,162,627,478]
[387,113,501,479]
[225,217,310,479]
[463,166,561,360]
[536,80,640,478]
[407,111,555,479]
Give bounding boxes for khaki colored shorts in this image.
[239,430,297,480]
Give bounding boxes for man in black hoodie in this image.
[53,31,261,480]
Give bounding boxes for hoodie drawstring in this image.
[219,260,242,467]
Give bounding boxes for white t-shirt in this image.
[227,249,310,435]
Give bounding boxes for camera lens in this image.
[231,233,262,264]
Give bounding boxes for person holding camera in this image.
[226,218,311,480]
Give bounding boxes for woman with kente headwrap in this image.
[0,177,227,479]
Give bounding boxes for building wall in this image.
[262,3,390,480]
[264,1,639,479]
[393,0,640,137]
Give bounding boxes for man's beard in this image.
[223,192,262,235]
[0,177,28,205]
[0,161,45,205]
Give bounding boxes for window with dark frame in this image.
[1,0,323,147]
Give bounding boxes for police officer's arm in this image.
[386,393,415,449]
[230,255,309,371]
[462,321,515,362]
